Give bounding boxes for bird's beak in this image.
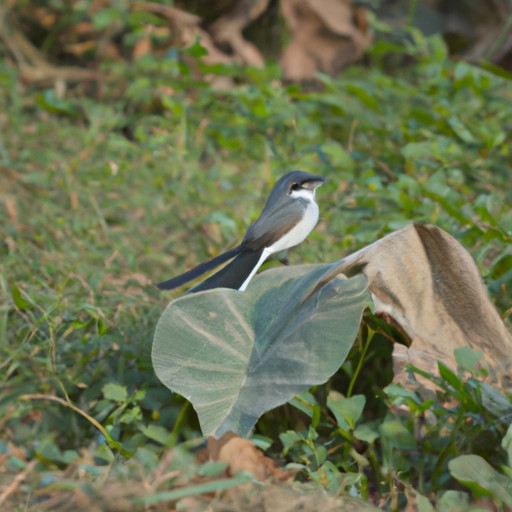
[302,178,328,191]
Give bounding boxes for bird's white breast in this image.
[268,190,319,253]
[238,188,319,291]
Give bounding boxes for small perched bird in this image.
[157,171,327,293]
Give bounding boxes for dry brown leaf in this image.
[4,197,19,226]
[320,223,512,395]
[33,7,57,29]
[208,0,269,67]
[102,42,122,61]
[131,207,145,220]
[65,40,97,56]
[69,191,78,210]
[122,273,151,287]
[133,36,153,60]
[304,0,355,36]
[280,0,372,81]
[88,0,111,16]
[74,21,96,35]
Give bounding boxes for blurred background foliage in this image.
[1,0,512,510]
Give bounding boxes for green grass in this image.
[1,28,512,511]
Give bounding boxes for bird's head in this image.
[283,171,328,199]
[259,171,328,216]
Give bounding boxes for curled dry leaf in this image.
[208,0,269,67]
[280,0,372,81]
[321,223,512,396]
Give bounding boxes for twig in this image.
[486,11,512,60]
[22,492,31,512]
[0,7,26,66]
[20,65,106,83]
[134,2,201,25]
[0,458,38,506]
[0,29,27,66]
[375,157,397,181]
[0,452,13,466]
[407,0,419,28]
[0,9,107,83]
[152,449,174,484]
[502,306,512,320]
[19,394,111,443]
[12,30,51,68]
[104,249,119,267]
[152,470,181,491]
[89,193,109,234]
[348,119,358,152]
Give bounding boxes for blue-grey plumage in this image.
[156,171,327,293]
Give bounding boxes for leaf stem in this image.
[168,400,190,448]
[347,327,374,398]
[407,0,419,28]
[19,393,132,457]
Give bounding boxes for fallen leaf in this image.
[321,223,512,395]
[133,37,153,60]
[208,0,269,67]
[65,40,97,56]
[4,197,18,226]
[280,0,372,81]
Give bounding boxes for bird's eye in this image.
[290,182,300,192]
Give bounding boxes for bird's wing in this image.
[188,248,265,293]
[156,245,243,290]
[244,198,306,250]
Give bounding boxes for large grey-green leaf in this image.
[152,264,369,438]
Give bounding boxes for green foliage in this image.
[1,20,512,509]
[328,392,366,431]
[275,352,512,509]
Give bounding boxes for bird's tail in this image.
[189,248,264,293]
[156,245,243,291]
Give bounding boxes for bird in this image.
[156,170,327,293]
